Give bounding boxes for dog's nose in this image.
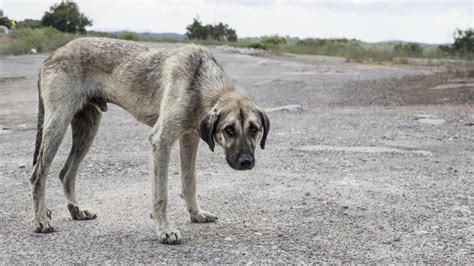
[238,154,254,169]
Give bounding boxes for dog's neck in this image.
[198,85,248,118]
[198,67,242,103]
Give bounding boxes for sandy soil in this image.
[0,43,473,263]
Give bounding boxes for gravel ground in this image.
[0,43,473,263]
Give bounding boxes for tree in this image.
[452,28,474,53]
[41,1,92,33]
[208,22,237,41]
[0,10,12,28]
[186,17,237,42]
[186,18,207,40]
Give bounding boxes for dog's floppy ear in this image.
[198,109,221,152]
[259,109,270,149]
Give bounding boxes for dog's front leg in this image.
[149,126,181,245]
[179,131,218,223]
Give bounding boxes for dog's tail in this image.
[33,73,44,166]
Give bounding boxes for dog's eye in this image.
[224,126,235,137]
[249,125,258,134]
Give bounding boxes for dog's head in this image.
[198,92,270,170]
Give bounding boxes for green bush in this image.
[117,31,142,41]
[260,35,287,46]
[0,27,74,55]
[453,28,474,54]
[293,38,366,59]
[237,35,287,50]
[0,15,11,28]
[393,43,423,57]
[16,19,42,29]
[239,41,267,50]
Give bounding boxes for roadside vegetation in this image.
[234,34,473,62]
[0,2,472,63]
[0,27,74,55]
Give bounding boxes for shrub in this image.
[260,35,287,46]
[393,43,423,57]
[117,31,142,41]
[453,28,474,53]
[0,27,74,55]
[0,14,11,28]
[236,35,287,50]
[294,38,365,58]
[238,41,267,50]
[16,19,42,29]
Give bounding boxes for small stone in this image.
[18,164,26,169]
[415,230,429,235]
[417,118,446,125]
[265,104,303,113]
[224,237,232,241]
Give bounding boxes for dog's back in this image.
[43,37,151,73]
[38,38,229,126]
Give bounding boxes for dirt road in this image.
[0,43,473,263]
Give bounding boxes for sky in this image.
[1,0,472,44]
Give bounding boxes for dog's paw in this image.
[67,203,97,220]
[190,210,218,223]
[157,228,182,245]
[33,211,55,233]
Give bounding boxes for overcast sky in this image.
[1,0,472,44]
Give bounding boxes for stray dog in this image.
[30,38,270,244]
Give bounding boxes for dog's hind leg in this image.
[179,131,218,223]
[59,104,101,220]
[30,110,75,233]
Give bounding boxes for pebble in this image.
[417,118,446,125]
[415,230,429,235]
[265,104,303,113]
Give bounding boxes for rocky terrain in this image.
[0,42,472,263]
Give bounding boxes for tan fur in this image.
[30,37,269,244]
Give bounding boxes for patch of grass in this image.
[231,36,474,63]
[0,27,75,55]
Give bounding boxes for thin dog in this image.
[30,38,270,244]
